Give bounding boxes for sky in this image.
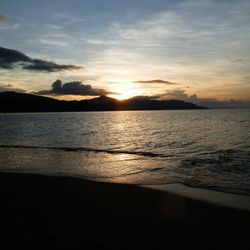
[0,0,250,107]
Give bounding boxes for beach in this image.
[1,0,250,249]
[0,172,249,250]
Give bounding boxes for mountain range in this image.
[0,91,207,113]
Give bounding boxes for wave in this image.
[0,144,164,158]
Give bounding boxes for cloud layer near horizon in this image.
[154,89,250,108]
[0,83,27,93]
[0,47,81,72]
[35,79,112,96]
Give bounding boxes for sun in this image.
[108,84,143,100]
[109,89,141,100]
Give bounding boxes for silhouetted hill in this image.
[79,95,120,111]
[123,96,205,110]
[0,91,206,113]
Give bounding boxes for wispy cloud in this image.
[134,79,178,84]
[51,13,85,26]
[35,38,68,47]
[45,24,62,30]
[0,22,19,30]
[85,0,250,101]
[1,1,250,102]
[84,39,119,46]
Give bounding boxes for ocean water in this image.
[0,109,250,196]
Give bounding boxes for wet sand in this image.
[0,172,250,250]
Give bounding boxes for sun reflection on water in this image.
[1,110,250,195]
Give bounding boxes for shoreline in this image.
[0,172,250,249]
[145,183,250,211]
[2,169,250,211]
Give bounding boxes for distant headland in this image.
[0,91,207,113]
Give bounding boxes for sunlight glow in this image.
[109,84,143,100]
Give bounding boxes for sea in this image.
[0,109,250,196]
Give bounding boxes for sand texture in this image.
[0,173,249,250]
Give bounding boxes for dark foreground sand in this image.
[0,173,250,250]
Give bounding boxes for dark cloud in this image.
[0,47,30,69]
[135,79,178,84]
[23,59,81,72]
[156,89,190,100]
[232,58,244,63]
[128,95,152,101]
[0,15,7,22]
[129,95,160,101]
[35,79,112,96]
[0,47,81,72]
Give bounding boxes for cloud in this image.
[35,38,68,47]
[23,59,80,72]
[128,95,160,101]
[232,58,244,64]
[0,83,27,93]
[35,79,112,96]
[0,47,30,69]
[156,89,250,108]
[0,15,19,30]
[0,23,19,30]
[0,15,7,22]
[52,13,85,26]
[134,79,178,84]
[0,47,81,72]
[157,89,191,100]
